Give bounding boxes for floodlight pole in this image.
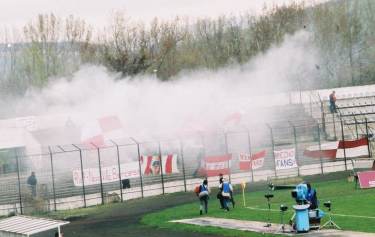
[130,137,144,198]
[48,146,57,211]
[72,144,87,208]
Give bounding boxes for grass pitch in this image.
[141,179,375,237]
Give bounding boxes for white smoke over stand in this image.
[4,30,319,144]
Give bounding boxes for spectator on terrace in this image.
[27,171,37,197]
[329,91,337,113]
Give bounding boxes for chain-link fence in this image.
[0,119,372,216]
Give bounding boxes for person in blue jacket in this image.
[219,178,233,211]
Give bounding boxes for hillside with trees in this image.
[0,0,374,96]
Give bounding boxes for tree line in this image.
[0,0,374,96]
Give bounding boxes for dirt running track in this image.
[62,173,349,237]
[63,192,223,237]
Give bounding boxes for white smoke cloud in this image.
[4,30,318,142]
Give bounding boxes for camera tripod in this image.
[320,214,341,230]
[320,202,340,230]
[264,194,274,227]
[278,205,288,233]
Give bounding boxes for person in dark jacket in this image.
[306,182,318,209]
[217,174,225,209]
[197,179,210,215]
[27,171,37,197]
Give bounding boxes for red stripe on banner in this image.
[303,149,337,159]
[239,162,251,170]
[338,137,368,149]
[164,154,173,174]
[251,150,266,160]
[204,168,231,177]
[143,156,153,175]
[205,154,232,162]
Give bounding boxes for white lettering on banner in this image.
[205,161,228,170]
[239,153,250,162]
[73,162,140,186]
[239,153,264,170]
[274,148,298,170]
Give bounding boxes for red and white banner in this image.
[81,116,124,147]
[73,154,179,186]
[73,162,139,186]
[303,137,369,159]
[357,171,375,189]
[239,150,266,170]
[274,148,298,170]
[141,154,179,175]
[199,154,232,177]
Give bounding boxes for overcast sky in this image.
[0,0,328,29]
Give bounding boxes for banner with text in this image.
[238,150,266,171]
[274,148,298,170]
[73,154,179,186]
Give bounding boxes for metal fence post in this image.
[267,124,277,177]
[333,113,337,140]
[130,138,144,198]
[321,102,326,138]
[15,153,23,214]
[246,130,255,182]
[48,146,57,211]
[365,118,371,158]
[224,132,231,183]
[317,124,324,174]
[158,142,165,195]
[340,119,347,171]
[200,133,206,176]
[179,140,187,192]
[72,144,87,208]
[110,140,123,202]
[354,117,359,139]
[289,122,300,177]
[92,144,105,205]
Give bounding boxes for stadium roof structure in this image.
[0,216,69,236]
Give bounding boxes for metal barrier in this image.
[0,119,372,216]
